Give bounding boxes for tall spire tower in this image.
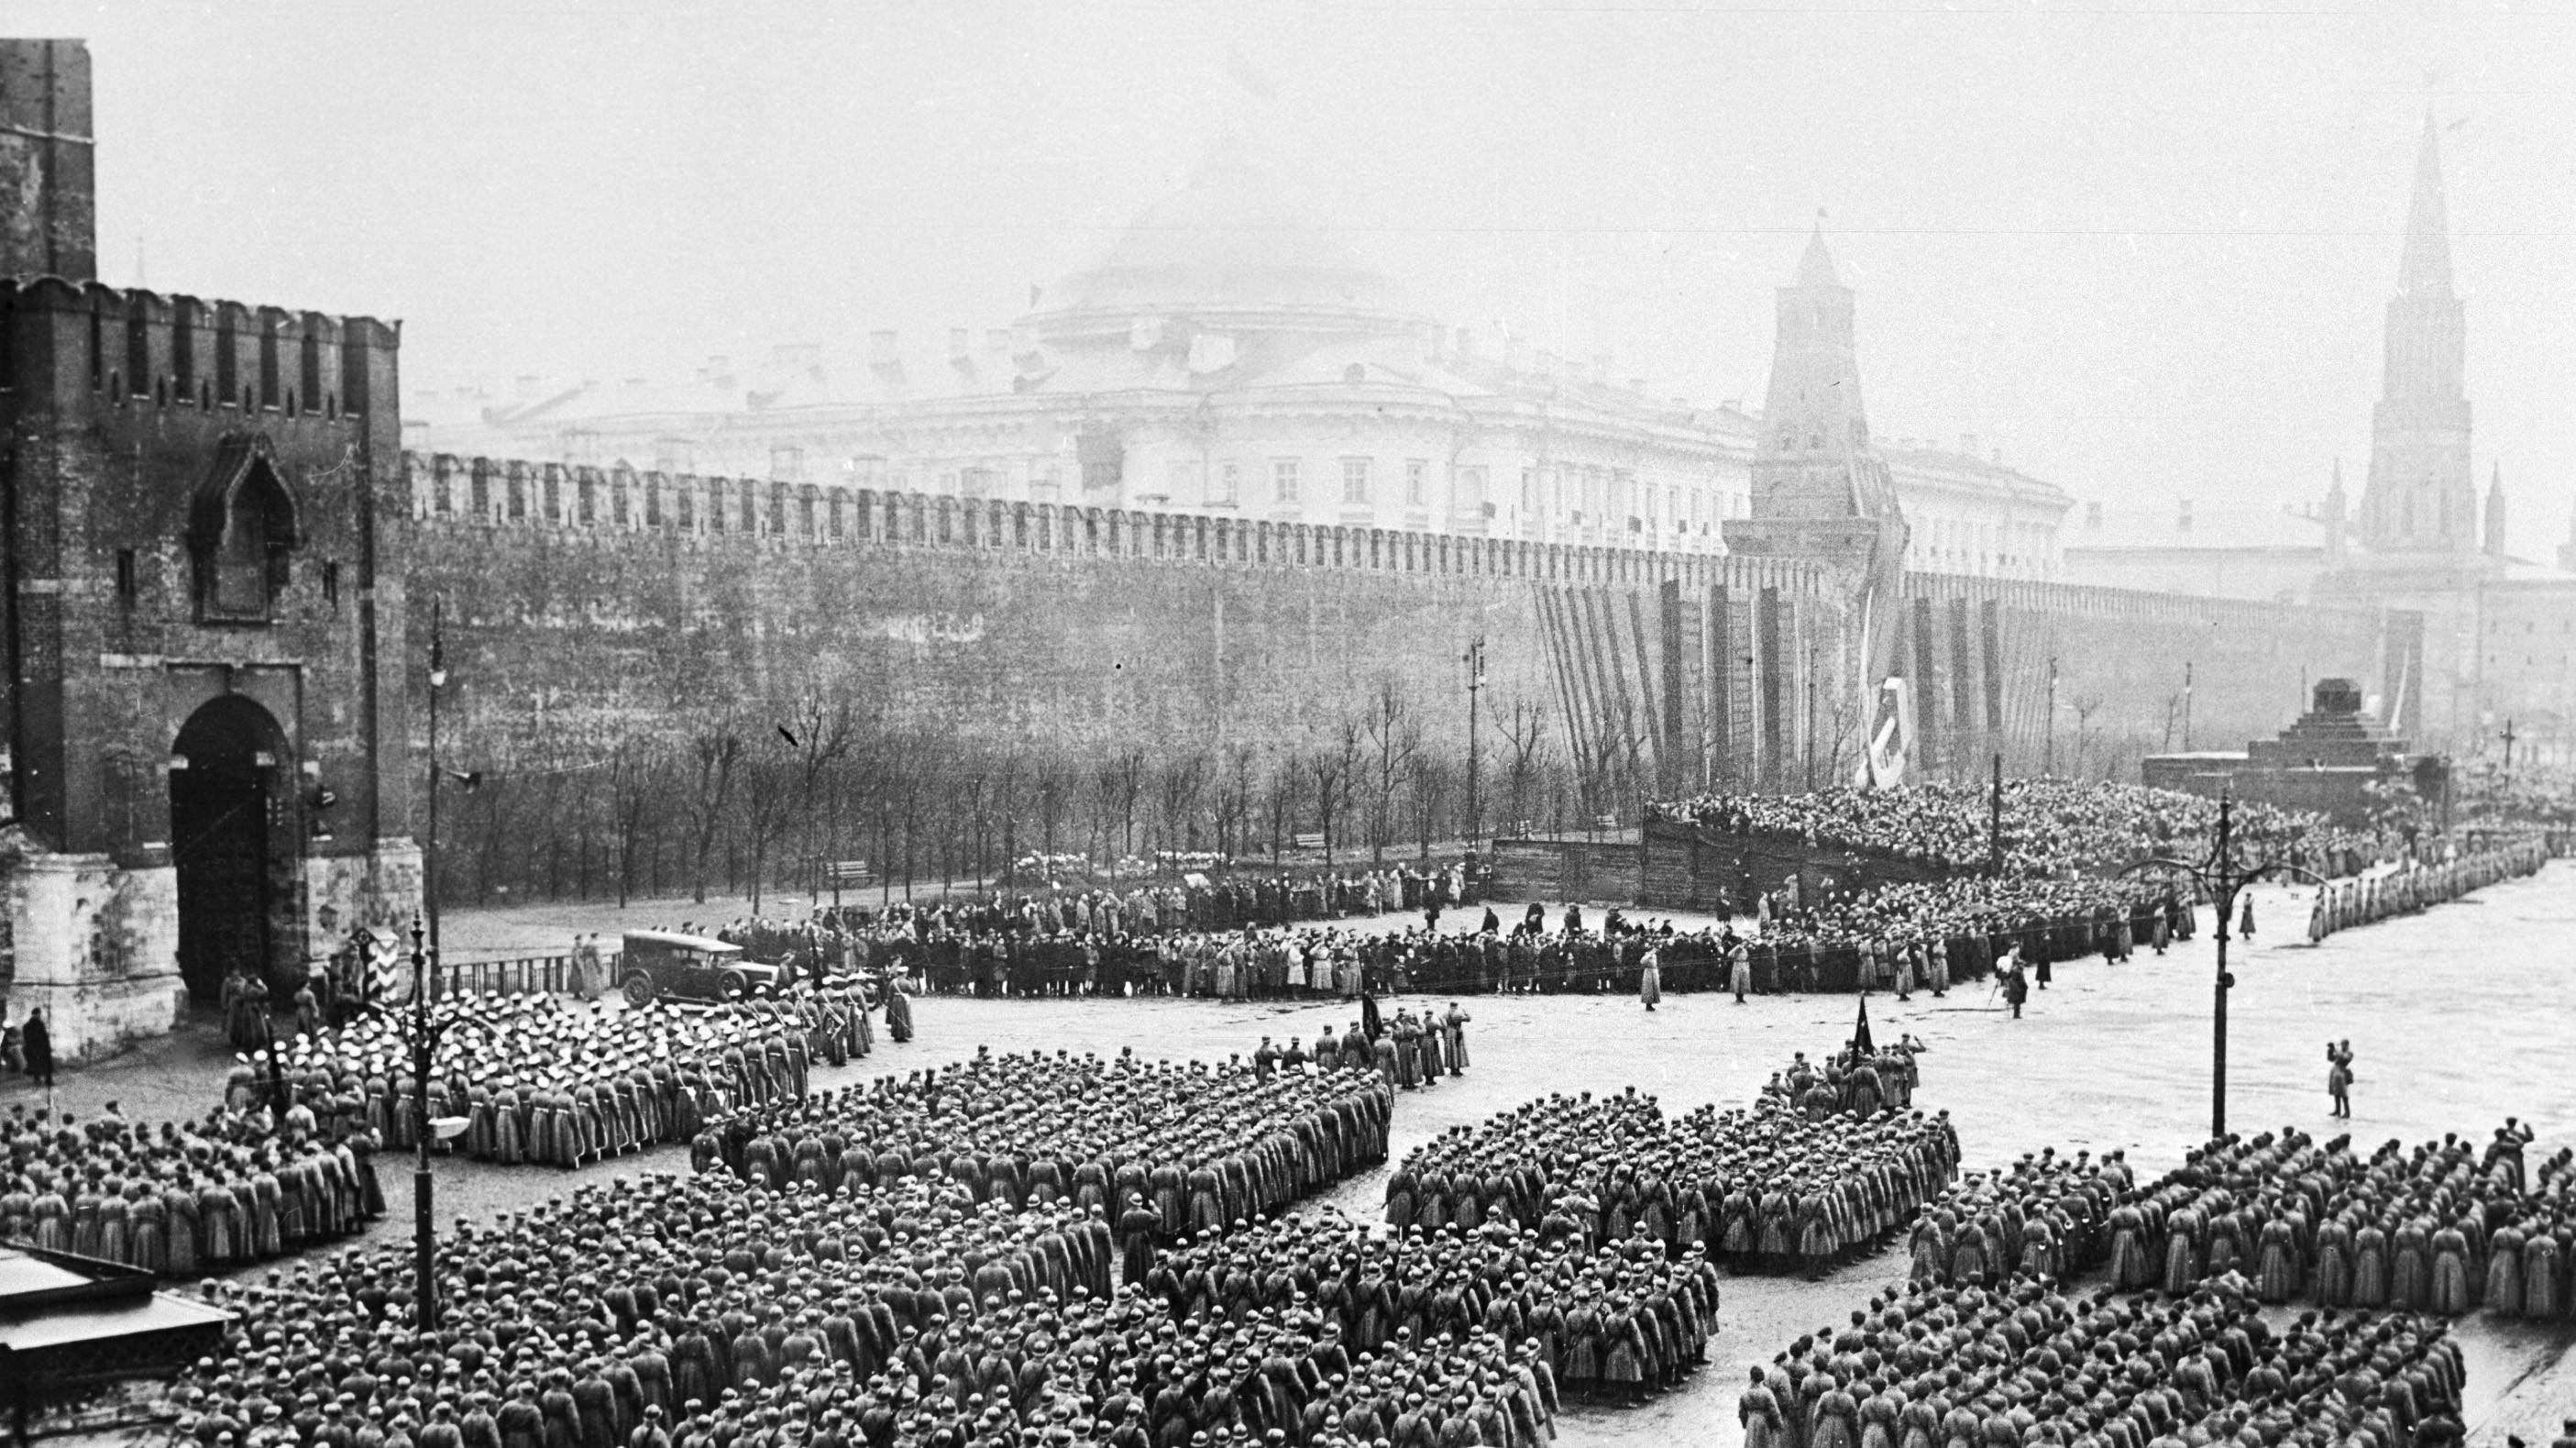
[1723,216,1911,788]
[2356,113,2474,556]
[1746,218,1897,522]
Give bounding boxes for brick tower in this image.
[0,39,418,1056]
[2357,114,2476,557]
[1723,219,1912,783]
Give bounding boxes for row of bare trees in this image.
[429,680,1601,913]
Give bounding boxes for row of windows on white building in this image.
[634,437,2051,572]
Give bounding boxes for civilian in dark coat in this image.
[23,1009,54,1089]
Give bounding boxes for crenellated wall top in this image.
[402,450,1833,597]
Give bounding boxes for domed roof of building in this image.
[1042,137,1412,324]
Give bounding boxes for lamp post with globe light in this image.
[2119,789,2323,1141]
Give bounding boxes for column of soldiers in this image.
[1735,1274,2465,1448]
[2306,836,2551,943]
[171,1050,1549,1448]
[1147,1205,1718,1405]
[687,1048,1393,1245]
[1906,1147,2140,1288]
[1383,1089,1961,1277]
[833,879,2183,1003]
[807,862,1477,989]
[237,994,859,1171]
[1,1100,381,1277]
[2086,1122,2576,1323]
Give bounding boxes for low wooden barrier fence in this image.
[426,951,621,1000]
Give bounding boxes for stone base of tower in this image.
[0,840,188,1062]
[1722,514,1901,578]
[0,832,424,1063]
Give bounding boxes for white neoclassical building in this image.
[411,138,2071,578]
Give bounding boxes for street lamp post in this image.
[1463,636,1486,846]
[1804,644,1819,791]
[405,914,442,1332]
[426,602,446,978]
[2043,656,2060,777]
[1987,752,2004,879]
[2121,789,2321,1140]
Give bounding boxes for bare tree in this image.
[1359,680,1421,863]
[1033,750,1073,860]
[1092,748,1148,868]
[1153,751,1210,857]
[1500,699,1548,835]
[1307,716,1363,868]
[2071,692,2106,780]
[684,722,743,903]
[605,736,666,909]
[778,692,859,875]
[1212,743,1258,858]
[1405,754,1450,858]
[740,748,797,915]
[1265,754,1301,861]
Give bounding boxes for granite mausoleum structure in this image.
[2142,678,2429,829]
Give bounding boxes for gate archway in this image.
[171,695,299,1003]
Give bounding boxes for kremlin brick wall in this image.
[402,451,2398,907]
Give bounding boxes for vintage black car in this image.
[618,930,780,1005]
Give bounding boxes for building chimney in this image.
[2177,497,2194,534]
[0,40,96,282]
[1958,433,1979,458]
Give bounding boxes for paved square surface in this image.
[15,864,2573,1442]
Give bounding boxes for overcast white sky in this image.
[25,0,2576,557]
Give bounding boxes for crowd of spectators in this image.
[1651,779,2369,881]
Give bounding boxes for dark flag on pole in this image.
[1853,995,1875,1056]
